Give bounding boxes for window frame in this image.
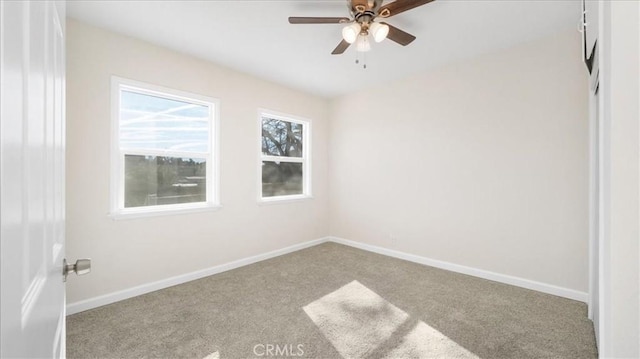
[258,109,312,203]
[110,76,221,219]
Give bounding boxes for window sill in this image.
[109,203,222,220]
[258,195,313,206]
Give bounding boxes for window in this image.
[111,77,219,218]
[260,111,311,201]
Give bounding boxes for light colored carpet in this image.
[67,242,597,358]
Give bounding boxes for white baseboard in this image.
[67,235,587,315]
[66,237,330,315]
[329,236,588,303]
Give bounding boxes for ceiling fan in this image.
[288,0,435,55]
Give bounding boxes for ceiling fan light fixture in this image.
[369,22,389,43]
[342,22,361,44]
[288,0,433,56]
[355,34,371,52]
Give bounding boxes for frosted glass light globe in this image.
[369,22,389,43]
[342,23,361,44]
[355,34,371,52]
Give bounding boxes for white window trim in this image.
[258,109,312,203]
[110,76,221,219]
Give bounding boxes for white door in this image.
[1,1,67,357]
[586,18,601,348]
[589,86,601,345]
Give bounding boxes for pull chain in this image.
[354,52,367,69]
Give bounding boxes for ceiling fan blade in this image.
[351,0,369,11]
[382,22,416,46]
[332,40,351,55]
[288,17,350,24]
[378,0,435,18]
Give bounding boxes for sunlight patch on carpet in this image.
[202,351,219,359]
[303,280,478,359]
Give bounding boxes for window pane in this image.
[120,90,210,152]
[262,117,303,157]
[262,161,303,197]
[124,155,206,208]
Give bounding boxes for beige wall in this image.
[65,20,330,304]
[328,30,589,292]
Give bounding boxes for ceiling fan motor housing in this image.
[355,12,376,34]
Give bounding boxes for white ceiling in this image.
[67,0,580,98]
